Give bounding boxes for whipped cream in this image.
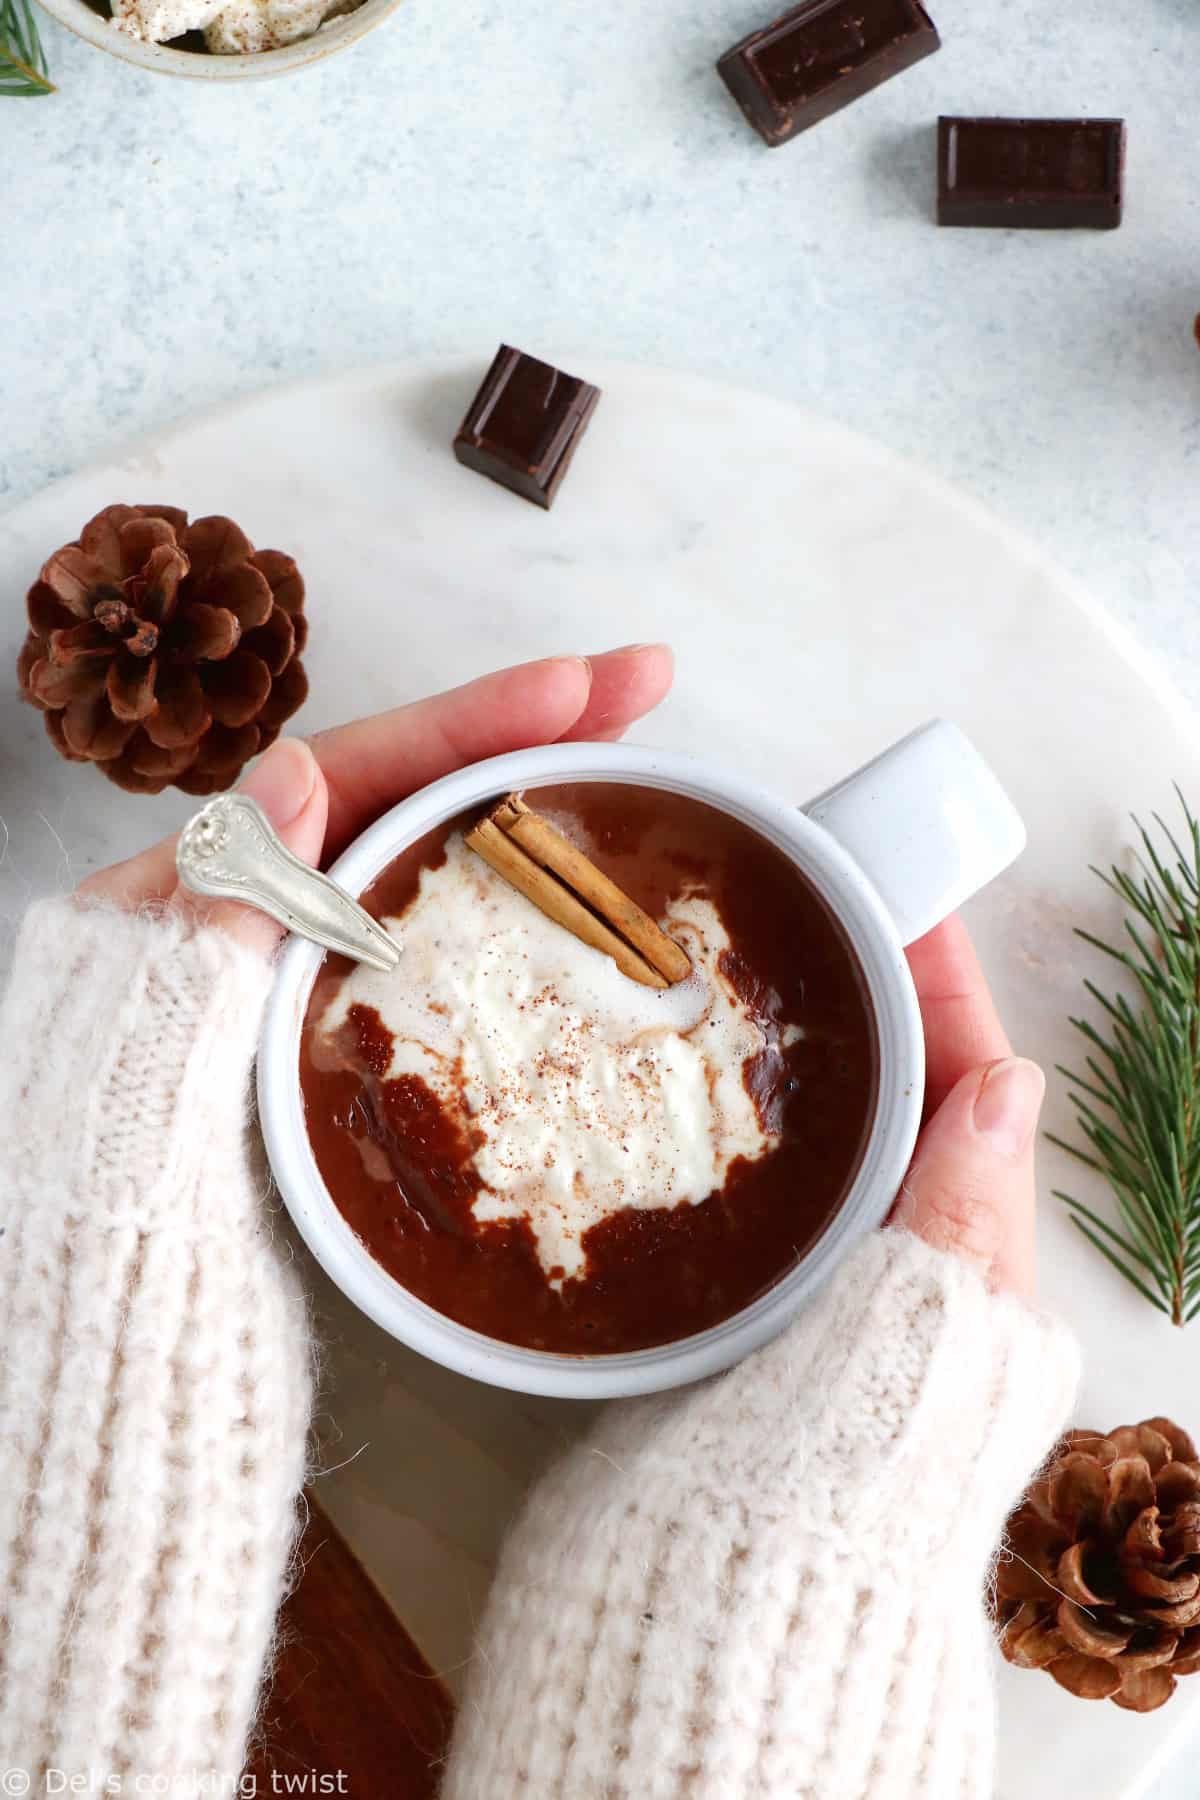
[111,0,356,54]
[317,833,790,1285]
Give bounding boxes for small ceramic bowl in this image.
[257,726,1025,1401]
[36,0,402,80]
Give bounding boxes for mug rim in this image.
[257,741,926,1398]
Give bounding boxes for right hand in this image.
[891,915,1045,1299]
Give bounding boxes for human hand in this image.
[891,914,1044,1299]
[79,644,674,955]
[83,669,1036,1294]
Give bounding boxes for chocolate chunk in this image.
[718,0,940,147]
[937,117,1125,229]
[453,346,601,510]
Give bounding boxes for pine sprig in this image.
[0,0,54,95]
[1051,791,1200,1326]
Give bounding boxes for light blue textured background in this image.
[3,3,1199,1792]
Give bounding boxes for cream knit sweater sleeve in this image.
[0,900,312,1789]
[444,1231,1080,1800]
[0,899,1079,1800]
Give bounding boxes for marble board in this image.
[1,359,1197,1800]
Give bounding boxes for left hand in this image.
[80,644,674,954]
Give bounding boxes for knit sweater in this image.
[0,900,1081,1798]
[445,1231,1079,1799]
[0,903,312,1788]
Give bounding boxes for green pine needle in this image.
[1052,789,1200,1326]
[0,0,54,95]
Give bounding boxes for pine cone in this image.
[17,503,309,796]
[996,1417,1200,1712]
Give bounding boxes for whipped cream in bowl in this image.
[111,0,356,55]
[39,0,400,78]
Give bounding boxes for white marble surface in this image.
[2,360,1199,1799]
[5,1,1200,1793]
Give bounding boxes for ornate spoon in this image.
[175,793,400,973]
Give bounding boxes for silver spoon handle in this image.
[175,793,400,974]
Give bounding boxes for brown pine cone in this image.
[996,1417,1200,1712]
[17,503,309,796]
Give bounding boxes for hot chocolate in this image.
[300,783,879,1354]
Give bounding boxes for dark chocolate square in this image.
[937,117,1125,229]
[718,0,940,147]
[453,347,602,510]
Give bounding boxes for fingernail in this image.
[238,738,317,830]
[973,1058,1046,1158]
[589,642,665,657]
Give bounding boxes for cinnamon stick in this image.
[465,817,669,988]
[492,797,693,985]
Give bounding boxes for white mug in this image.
[257,720,1024,1399]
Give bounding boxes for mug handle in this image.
[802,720,1026,946]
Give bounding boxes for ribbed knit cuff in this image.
[444,1230,1080,1800]
[585,1229,1080,1551]
[0,898,274,1236]
[733,1230,1082,1562]
[0,898,311,1784]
